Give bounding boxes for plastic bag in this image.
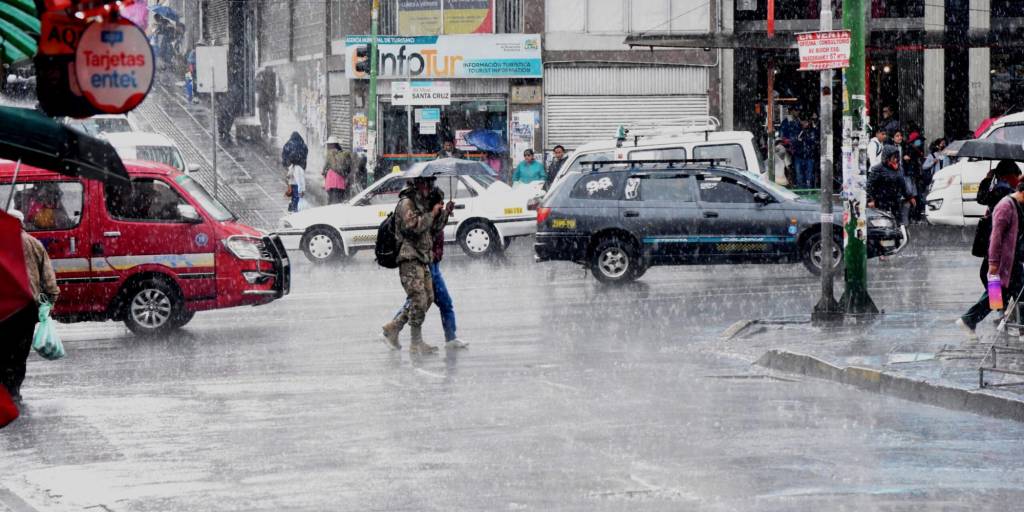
[32,301,65,361]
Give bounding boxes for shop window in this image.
[1,181,83,231]
[736,1,844,21]
[870,0,923,18]
[991,52,1024,120]
[380,100,507,157]
[105,179,190,222]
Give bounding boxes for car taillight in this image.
[537,207,551,225]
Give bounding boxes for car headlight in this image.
[927,198,943,211]
[224,236,264,260]
[868,215,894,228]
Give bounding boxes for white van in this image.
[549,117,765,193]
[65,114,138,135]
[927,112,1024,226]
[103,132,200,175]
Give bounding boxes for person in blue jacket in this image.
[512,149,545,185]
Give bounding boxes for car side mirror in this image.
[754,192,773,204]
[177,204,202,223]
[187,163,200,173]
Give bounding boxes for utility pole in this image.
[838,0,878,315]
[366,0,380,187]
[813,4,840,322]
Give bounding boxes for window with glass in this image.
[436,177,476,200]
[547,0,708,34]
[0,181,83,231]
[570,172,624,200]
[105,179,190,222]
[136,146,186,173]
[983,124,1024,144]
[566,151,614,175]
[629,147,687,161]
[693,144,748,170]
[380,100,507,157]
[639,175,694,202]
[176,175,234,221]
[364,177,410,205]
[697,175,758,204]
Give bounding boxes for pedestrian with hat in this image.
[323,136,352,205]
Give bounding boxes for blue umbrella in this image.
[464,129,507,153]
[151,5,181,24]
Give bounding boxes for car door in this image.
[92,177,218,304]
[349,176,409,247]
[3,178,95,315]
[695,172,794,261]
[620,172,701,263]
[435,176,478,240]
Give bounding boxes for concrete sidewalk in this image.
[714,307,1024,422]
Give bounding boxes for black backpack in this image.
[374,209,401,269]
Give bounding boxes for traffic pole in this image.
[838,0,878,315]
[813,6,840,322]
[366,0,380,187]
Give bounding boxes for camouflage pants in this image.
[395,261,434,329]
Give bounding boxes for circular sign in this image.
[74,19,154,114]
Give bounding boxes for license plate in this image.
[880,240,895,247]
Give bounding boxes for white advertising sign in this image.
[196,46,229,93]
[797,31,851,71]
[344,34,542,80]
[392,81,451,106]
[74,19,154,114]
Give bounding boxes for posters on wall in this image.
[352,113,368,154]
[510,110,537,166]
[398,0,494,36]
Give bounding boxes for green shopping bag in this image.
[32,301,65,361]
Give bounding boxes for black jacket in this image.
[281,132,308,170]
[867,163,911,216]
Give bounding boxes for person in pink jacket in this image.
[958,182,1024,340]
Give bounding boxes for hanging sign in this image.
[74,19,154,114]
[797,30,851,71]
[392,81,451,106]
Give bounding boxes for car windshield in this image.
[175,174,234,221]
[984,124,1024,144]
[136,146,186,172]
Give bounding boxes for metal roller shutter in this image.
[545,95,709,150]
[206,0,230,44]
[329,96,352,148]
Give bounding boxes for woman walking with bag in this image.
[282,132,308,212]
[323,137,351,204]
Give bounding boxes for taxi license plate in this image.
[880,240,895,247]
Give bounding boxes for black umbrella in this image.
[943,139,967,158]
[955,139,1024,162]
[0,106,130,184]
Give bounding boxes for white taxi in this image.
[277,161,538,263]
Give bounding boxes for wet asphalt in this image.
[3,226,1024,511]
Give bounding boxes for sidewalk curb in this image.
[754,349,1024,422]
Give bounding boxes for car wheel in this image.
[123,279,183,336]
[301,226,345,264]
[458,220,501,258]
[169,310,195,330]
[590,237,639,284]
[802,232,843,276]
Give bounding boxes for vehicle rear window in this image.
[570,173,624,200]
[693,144,747,169]
[0,181,83,231]
[697,175,758,204]
[629,147,687,161]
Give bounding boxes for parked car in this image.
[927,113,1024,226]
[64,114,138,135]
[0,160,289,335]
[535,160,907,283]
[104,132,200,174]
[278,161,537,263]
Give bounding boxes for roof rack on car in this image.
[577,158,726,172]
[615,116,721,147]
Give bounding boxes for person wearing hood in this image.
[381,176,447,354]
[1,210,59,403]
[905,132,926,220]
[282,132,308,212]
[867,145,915,224]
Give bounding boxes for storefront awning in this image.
[624,29,1024,51]
[0,0,39,64]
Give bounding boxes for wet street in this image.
[4,228,1024,510]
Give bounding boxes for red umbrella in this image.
[0,210,32,323]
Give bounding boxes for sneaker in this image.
[409,342,439,354]
[956,318,979,341]
[380,326,401,351]
[445,339,469,350]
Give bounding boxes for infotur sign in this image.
[344,34,542,79]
